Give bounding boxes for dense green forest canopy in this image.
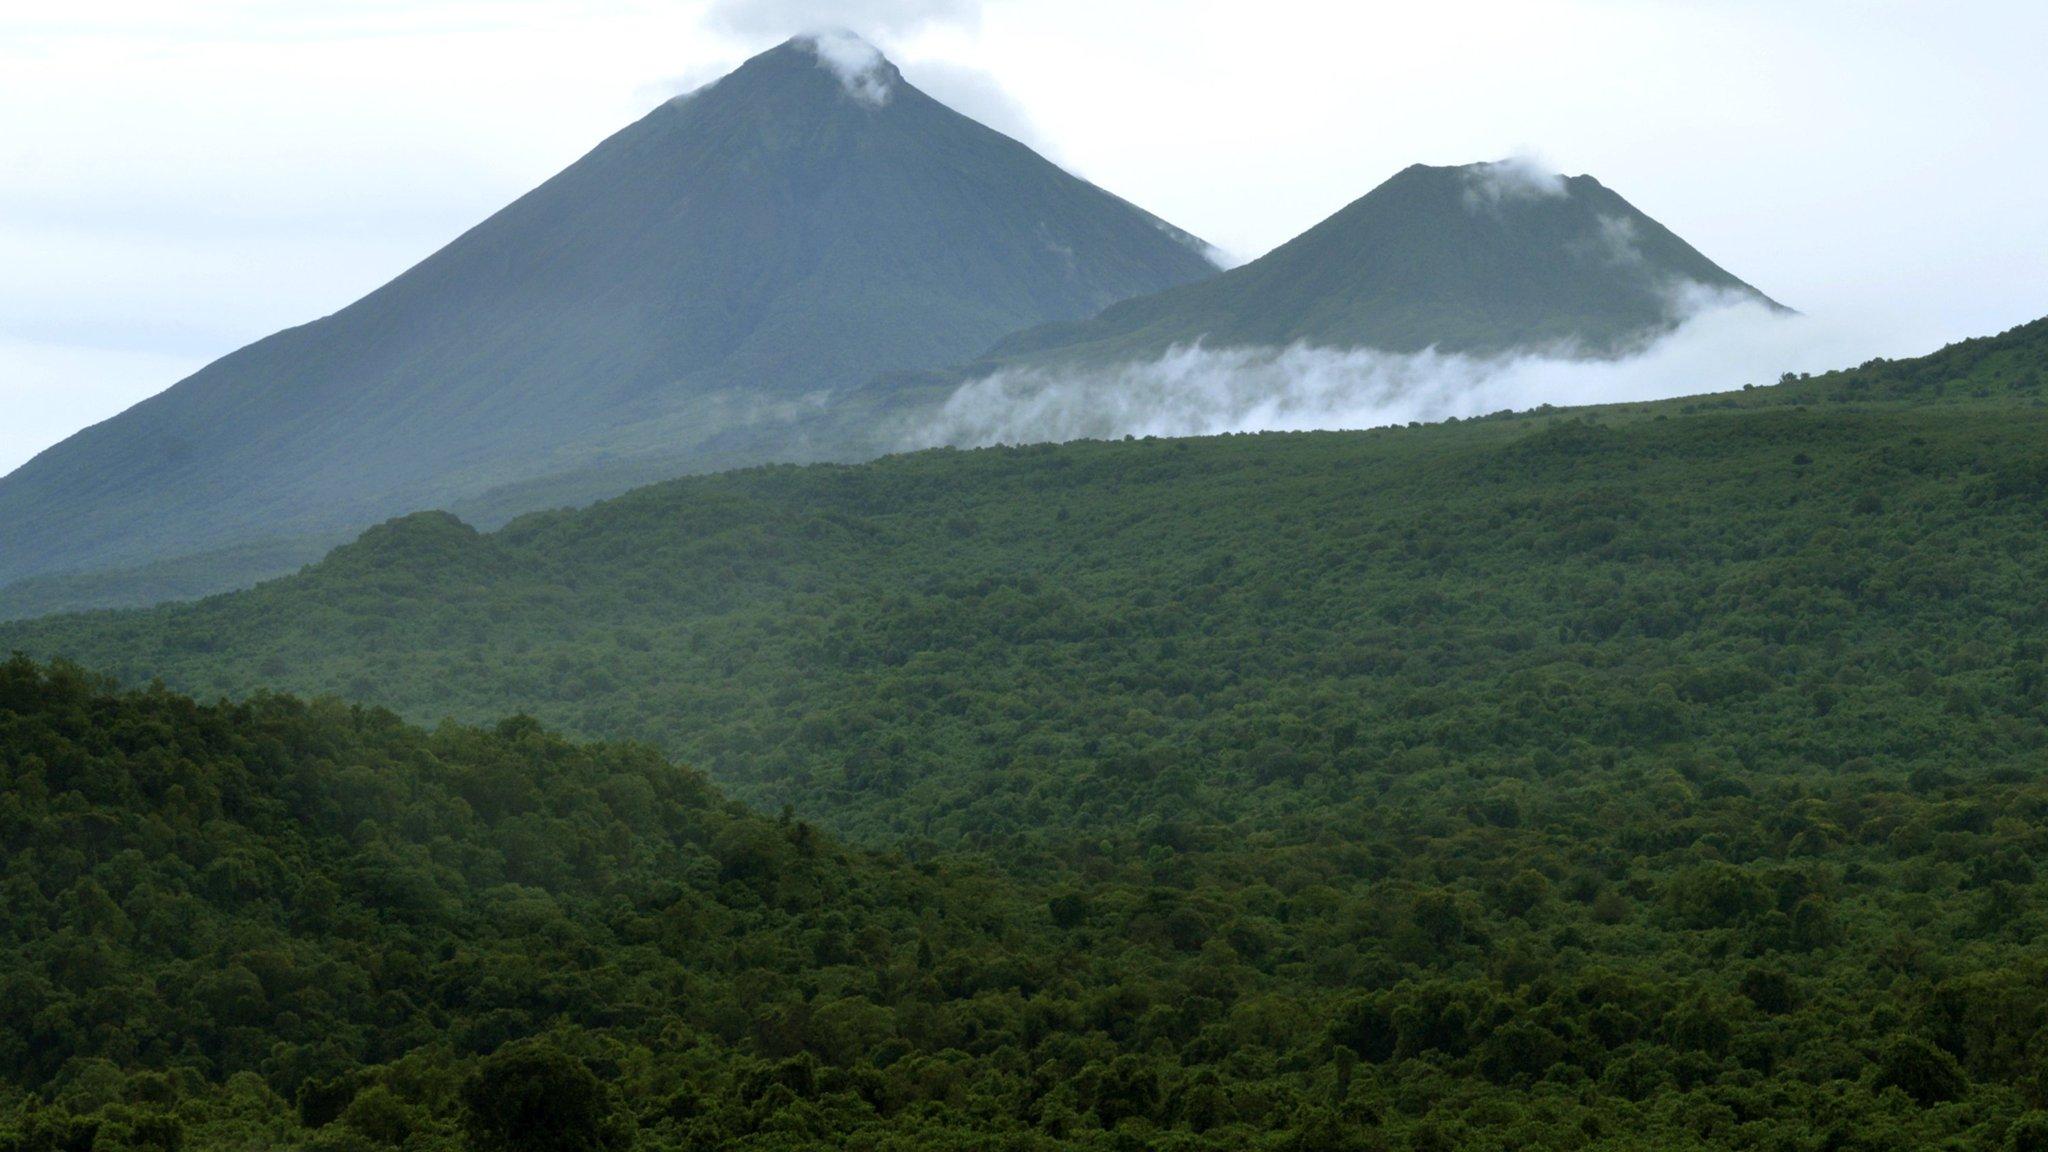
[10,643,2048,1150]
[7,316,2048,1149]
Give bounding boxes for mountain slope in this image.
[979,159,1785,369]
[7,314,2042,839]
[0,33,1216,593]
[9,320,2048,1149]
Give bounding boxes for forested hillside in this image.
[7,317,2048,1149]
[12,639,2048,1148]
[10,318,2045,847]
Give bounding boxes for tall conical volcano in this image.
[0,33,1218,597]
[979,158,1785,368]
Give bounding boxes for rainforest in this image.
[5,320,2048,1150]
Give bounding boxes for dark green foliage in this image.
[2009,1113,2048,1152]
[8,317,2048,1147]
[0,36,1215,603]
[0,657,1129,1148]
[1876,1035,1969,1105]
[460,1043,623,1152]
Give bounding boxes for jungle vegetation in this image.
[5,316,2048,1149]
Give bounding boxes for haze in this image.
[4,0,2044,474]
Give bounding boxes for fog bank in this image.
[909,296,1892,450]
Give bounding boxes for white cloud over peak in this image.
[799,29,895,105]
[1461,156,1569,210]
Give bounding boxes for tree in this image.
[2009,1112,2048,1152]
[460,1040,626,1152]
[1875,1035,1968,1106]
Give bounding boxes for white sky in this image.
[3,0,2045,476]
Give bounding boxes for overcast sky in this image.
[4,0,2045,475]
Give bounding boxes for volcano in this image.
[0,33,1218,600]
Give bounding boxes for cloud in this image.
[1564,213,1648,273]
[906,291,1888,450]
[797,29,895,105]
[1592,214,1644,267]
[1461,155,1568,211]
[704,0,982,38]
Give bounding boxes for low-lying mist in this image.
[906,289,1888,450]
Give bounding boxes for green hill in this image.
[0,34,1216,607]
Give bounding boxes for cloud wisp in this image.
[1589,214,1645,267]
[1461,156,1568,211]
[906,291,1882,451]
[797,30,896,105]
